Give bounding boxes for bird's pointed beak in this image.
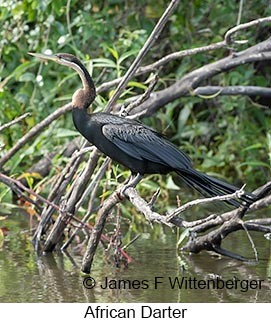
[28,52,60,63]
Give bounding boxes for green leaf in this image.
[118,49,138,64]
[178,104,192,129]
[177,229,190,247]
[18,72,35,82]
[241,143,264,152]
[13,61,35,80]
[239,161,271,168]
[55,129,79,137]
[92,58,117,69]
[108,47,119,60]
[127,81,147,90]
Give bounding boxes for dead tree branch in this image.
[104,0,180,112]
[0,103,73,169]
[42,147,100,252]
[0,112,31,133]
[192,86,271,99]
[81,189,123,274]
[96,17,271,98]
[131,37,271,117]
[123,184,271,262]
[224,16,271,45]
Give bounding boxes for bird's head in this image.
[29,52,96,109]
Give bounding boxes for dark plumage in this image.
[30,52,256,207]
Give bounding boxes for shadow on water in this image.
[0,205,270,303]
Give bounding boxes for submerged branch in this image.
[123,184,270,262]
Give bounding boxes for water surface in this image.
[0,207,270,303]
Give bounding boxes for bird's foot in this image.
[119,173,142,197]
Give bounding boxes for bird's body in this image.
[73,108,254,206]
[72,109,190,175]
[30,52,256,207]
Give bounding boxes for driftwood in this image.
[0,0,270,274]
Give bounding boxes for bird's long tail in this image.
[176,168,256,207]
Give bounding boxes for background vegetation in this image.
[0,0,271,227]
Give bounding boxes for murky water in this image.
[0,207,270,303]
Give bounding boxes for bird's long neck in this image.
[71,59,96,110]
[76,61,96,101]
[69,57,97,140]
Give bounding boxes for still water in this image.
[0,207,270,303]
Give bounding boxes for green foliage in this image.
[0,0,270,235]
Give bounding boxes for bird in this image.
[29,52,256,207]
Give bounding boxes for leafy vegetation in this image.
[0,0,270,221]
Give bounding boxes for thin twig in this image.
[236,0,244,26]
[147,187,161,210]
[0,172,63,213]
[241,219,259,262]
[0,103,73,169]
[122,234,141,250]
[224,16,271,45]
[137,41,226,75]
[166,187,246,221]
[124,74,159,117]
[0,113,31,132]
[192,85,271,99]
[74,156,111,212]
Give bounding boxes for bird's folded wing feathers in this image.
[102,123,192,169]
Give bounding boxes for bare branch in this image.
[137,41,226,75]
[123,74,159,116]
[81,189,123,274]
[224,16,271,45]
[42,147,100,252]
[104,0,180,112]
[241,220,259,262]
[124,187,173,226]
[0,172,62,212]
[131,38,271,117]
[167,186,247,221]
[32,142,92,246]
[192,86,271,99]
[0,103,73,169]
[0,113,31,133]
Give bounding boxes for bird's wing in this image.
[102,123,192,169]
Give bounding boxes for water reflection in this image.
[0,208,270,302]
